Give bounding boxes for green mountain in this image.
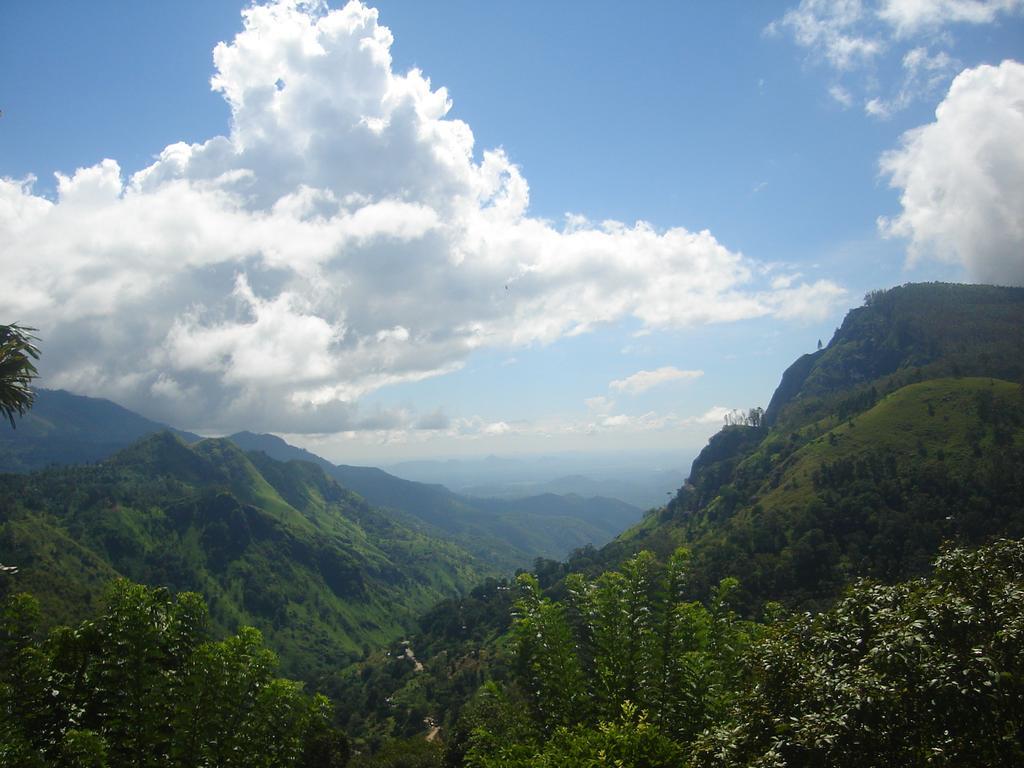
[228,431,642,569]
[0,388,200,472]
[594,282,1024,610]
[0,393,642,571]
[0,431,485,682]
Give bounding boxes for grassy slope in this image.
[593,285,1024,599]
[755,378,1019,512]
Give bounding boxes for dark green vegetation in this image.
[1,581,347,768]
[460,540,1024,767]
[0,432,483,683]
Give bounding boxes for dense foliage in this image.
[0,581,348,768]
[455,549,752,765]
[330,578,515,752]
[691,539,1024,766]
[460,540,1024,767]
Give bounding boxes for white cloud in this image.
[878,60,1024,285]
[281,394,778,460]
[878,0,1024,35]
[762,279,850,320]
[770,0,1021,115]
[829,83,856,106]
[865,46,959,117]
[767,0,883,71]
[482,421,512,435]
[1,0,844,433]
[694,405,734,424]
[609,367,704,395]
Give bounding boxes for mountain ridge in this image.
[0,388,201,471]
[580,282,1024,610]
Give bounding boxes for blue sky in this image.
[1,1,1022,462]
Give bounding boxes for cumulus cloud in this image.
[878,60,1024,285]
[769,0,1021,116]
[1,0,844,433]
[609,367,704,395]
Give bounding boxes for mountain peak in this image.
[764,282,1024,429]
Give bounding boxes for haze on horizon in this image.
[1,0,1022,464]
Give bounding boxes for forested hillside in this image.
[591,283,1024,611]
[0,389,200,472]
[0,432,484,682]
[0,393,642,572]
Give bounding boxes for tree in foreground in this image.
[0,323,39,428]
[461,549,753,766]
[461,540,1024,767]
[0,580,349,768]
[691,538,1024,767]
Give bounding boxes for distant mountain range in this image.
[227,430,642,569]
[0,390,644,573]
[385,454,690,510]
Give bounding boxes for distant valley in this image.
[385,452,691,511]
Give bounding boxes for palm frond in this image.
[0,323,40,428]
